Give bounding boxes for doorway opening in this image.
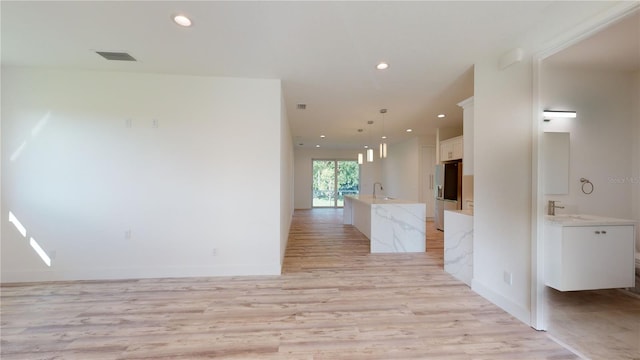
[312,160,359,208]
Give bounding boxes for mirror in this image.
[543,132,570,195]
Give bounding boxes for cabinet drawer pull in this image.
[601,230,607,234]
[595,231,600,234]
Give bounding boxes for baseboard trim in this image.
[472,279,531,326]
[1,263,282,284]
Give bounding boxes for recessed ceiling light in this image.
[376,62,389,70]
[315,144,320,148]
[406,128,413,133]
[381,135,387,139]
[320,135,326,138]
[364,145,369,149]
[437,114,446,118]
[173,14,192,27]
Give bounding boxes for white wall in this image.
[293,148,381,209]
[1,67,289,282]
[473,53,534,323]
[280,94,294,264]
[541,65,635,219]
[634,71,640,250]
[382,137,420,201]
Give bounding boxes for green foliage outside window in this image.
[312,160,359,207]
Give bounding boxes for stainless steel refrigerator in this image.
[434,161,462,231]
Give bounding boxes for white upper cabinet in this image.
[440,136,463,162]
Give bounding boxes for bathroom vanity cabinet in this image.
[545,216,635,291]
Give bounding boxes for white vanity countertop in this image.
[446,209,474,216]
[545,214,637,226]
[345,194,424,205]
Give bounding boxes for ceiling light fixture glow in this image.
[437,114,446,118]
[376,62,389,70]
[320,135,326,138]
[406,129,413,132]
[367,148,374,162]
[379,142,387,159]
[173,14,192,27]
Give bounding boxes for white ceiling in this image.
[3,1,634,150]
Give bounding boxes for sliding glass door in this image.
[312,160,359,208]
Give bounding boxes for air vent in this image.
[96,51,137,61]
[296,104,307,110]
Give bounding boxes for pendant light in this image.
[367,121,374,162]
[379,109,388,159]
[357,128,364,164]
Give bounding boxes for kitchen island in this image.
[444,209,473,287]
[343,195,426,253]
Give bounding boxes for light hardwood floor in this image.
[1,209,577,359]
[546,287,640,359]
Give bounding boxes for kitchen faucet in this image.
[548,200,565,216]
[373,182,384,199]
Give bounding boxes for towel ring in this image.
[580,178,594,195]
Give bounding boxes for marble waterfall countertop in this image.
[345,194,424,205]
[344,195,426,253]
[444,210,473,287]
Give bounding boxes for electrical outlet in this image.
[125,230,132,240]
[152,119,159,128]
[503,271,513,285]
[125,118,132,128]
[211,248,218,256]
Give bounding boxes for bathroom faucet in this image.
[373,182,384,199]
[548,200,565,216]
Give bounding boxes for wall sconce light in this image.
[543,110,577,120]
